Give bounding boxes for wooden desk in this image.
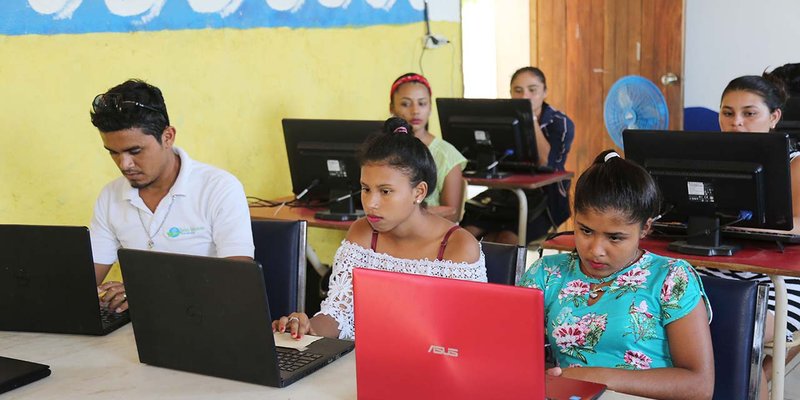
[0,325,646,399]
[249,197,456,231]
[466,171,574,246]
[543,235,800,400]
[250,202,352,231]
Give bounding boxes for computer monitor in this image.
[776,95,800,144]
[778,125,800,155]
[437,98,538,178]
[776,120,800,153]
[779,96,800,122]
[623,129,794,256]
[282,119,383,221]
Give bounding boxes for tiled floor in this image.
[526,249,800,399]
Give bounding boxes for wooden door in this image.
[529,0,684,229]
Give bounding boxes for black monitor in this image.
[437,98,538,178]
[623,129,794,256]
[779,96,800,122]
[282,119,382,221]
[776,120,800,153]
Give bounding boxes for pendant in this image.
[589,287,605,299]
[147,239,154,249]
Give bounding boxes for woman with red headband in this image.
[389,72,467,222]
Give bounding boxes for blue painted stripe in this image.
[0,1,424,36]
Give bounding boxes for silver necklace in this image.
[585,249,643,299]
[588,277,616,299]
[136,196,175,249]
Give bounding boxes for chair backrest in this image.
[251,219,307,318]
[700,275,768,400]
[481,241,526,285]
[456,178,468,222]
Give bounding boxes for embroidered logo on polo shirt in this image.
[165,226,205,238]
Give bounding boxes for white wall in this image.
[462,0,798,111]
[495,0,530,98]
[461,0,530,98]
[684,0,800,109]
[428,0,461,21]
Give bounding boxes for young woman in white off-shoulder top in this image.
[272,117,487,340]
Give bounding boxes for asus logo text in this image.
[428,345,459,357]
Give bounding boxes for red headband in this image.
[390,74,432,99]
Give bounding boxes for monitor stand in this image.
[464,151,509,179]
[315,189,364,221]
[667,215,739,256]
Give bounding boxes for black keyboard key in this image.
[275,347,323,372]
[99,308,127,328]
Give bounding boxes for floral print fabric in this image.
[518,251,709,369]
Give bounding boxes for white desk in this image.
[0,325,645,399]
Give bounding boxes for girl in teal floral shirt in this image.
[519,150,714,400]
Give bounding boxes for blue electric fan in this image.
[603,75,669,149]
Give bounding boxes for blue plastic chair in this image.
[700,275,768,400]
[481,241,526,285]
[251,219,307,318]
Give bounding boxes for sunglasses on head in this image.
[92,93,169,123]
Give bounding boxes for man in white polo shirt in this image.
[89,79,254,313]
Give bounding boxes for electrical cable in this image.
[486,149,514,170]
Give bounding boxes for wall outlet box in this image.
[423,34,449,49]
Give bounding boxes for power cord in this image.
[309,190,362,208]
[247,196,283,208]
[649,210,753,241]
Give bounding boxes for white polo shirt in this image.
[90,147,254,265]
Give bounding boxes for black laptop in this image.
[0,356,50,394]
[0,225,130,335]
[117,249,354,387]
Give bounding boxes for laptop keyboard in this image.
[276,347,323,372]
[99,308,128,328]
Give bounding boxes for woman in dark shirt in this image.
[461,67,575,245]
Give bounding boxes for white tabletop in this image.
[0,325,645,399]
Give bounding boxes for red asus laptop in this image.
[353,268,606,400]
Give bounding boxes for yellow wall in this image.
[0,23,462,264]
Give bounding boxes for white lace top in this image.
[316,240,487,339]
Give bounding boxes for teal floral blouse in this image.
[518,251,710,370]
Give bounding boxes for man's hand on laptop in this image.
[97,281,128,313]
[272,313,315,340]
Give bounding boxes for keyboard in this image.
[466,160,555,175]
[721,226,800,244]
[99,308,129,329]
[276,347,323,372]
[651,222,800,244]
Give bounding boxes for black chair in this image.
[251,219,307,319]
[481,241,526,285]
[700,275,768,400]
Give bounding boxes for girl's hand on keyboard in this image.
[272,312,314,339]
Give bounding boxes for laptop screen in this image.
[353,268,545,399]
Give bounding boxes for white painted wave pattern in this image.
[27,0,424,20]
